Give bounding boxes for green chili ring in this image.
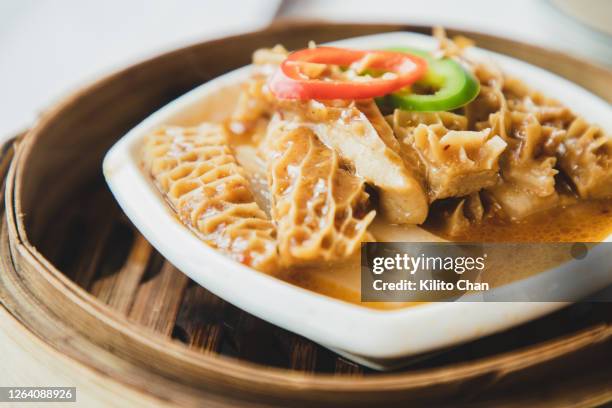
[385,47,480,112]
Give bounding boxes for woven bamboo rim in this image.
[1,22,611,407]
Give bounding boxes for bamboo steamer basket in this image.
[1,22,611,407]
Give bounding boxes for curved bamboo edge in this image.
[4,200,611,405]
[2,22,612,406]
[0,305,176,408]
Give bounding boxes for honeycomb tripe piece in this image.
[262,115,376,266]
[407,123,507,201]
[142,124,278,273]
[486,111,560,220]
[275,100,428,225]
[229,45,289,136]
[556,117,612,199]
[391,109,469,136]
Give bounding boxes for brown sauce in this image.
[227,123,612,310]
[426,199,612,243]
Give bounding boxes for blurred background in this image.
[1,0,610,142]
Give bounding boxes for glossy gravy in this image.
[229,129,612,310]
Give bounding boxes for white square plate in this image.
[103,32,612,370]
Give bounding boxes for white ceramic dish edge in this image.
[103,32,612,367]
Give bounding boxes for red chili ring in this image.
[269,46,427,100]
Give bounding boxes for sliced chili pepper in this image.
[386,47,480,112]
[269,47,427,100]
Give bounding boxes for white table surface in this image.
[0,0,280,142]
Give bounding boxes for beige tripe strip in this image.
[557,117,612,199]
[142,124,278,273]
[276,100,429,225]
[392,110,507,201]
[262,115,375,267]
